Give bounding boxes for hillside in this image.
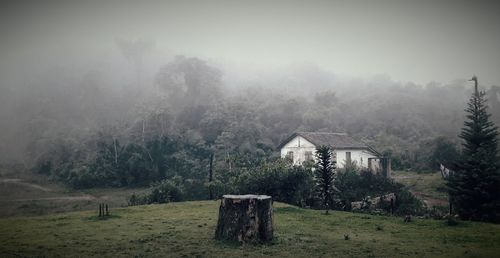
[392,170,448,208]
[1,201,500,258]
[0,166,147,217]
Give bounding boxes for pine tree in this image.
[314,145,336,214]
[448,76,500,222]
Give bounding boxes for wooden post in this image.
[99,203,102,217]
[215,195,273,242]
[381,157,391,178]
[449,194,453,215]
[105,204,109,216]
[390,197,394,215]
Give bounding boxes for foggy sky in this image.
[1,0,500,86]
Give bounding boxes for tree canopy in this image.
[314,145,336,214]
[448,78,500,222]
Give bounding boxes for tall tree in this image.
[448,76,500,222]
[314,145,336,214]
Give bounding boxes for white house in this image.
[278,132,391,177]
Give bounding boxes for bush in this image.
[233,159,315,207]
[394,188,426,216]
[66,166,96,189]
[128,192,145,206]
[128,179,185,205]
[36,161,52,175]
[335,170,397,204]
[335,169,425,215]
[148,179,184,203]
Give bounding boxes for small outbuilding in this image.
[278,132,391,177]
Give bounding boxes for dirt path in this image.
[410,191,448,207]
[392,171,448,208]
[6,195,96,202]
[0,178,96,202]
[0,169,141,217]
[0,178,53,192]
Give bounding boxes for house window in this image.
[346,152,351,164]
[286,151,294,163]
[305,151,313,161]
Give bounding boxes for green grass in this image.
[1,201,500,257]
[0,165,148,217]
[392,170,448,208]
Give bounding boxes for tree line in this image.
[26,57,500,221]
[26,56,499,175]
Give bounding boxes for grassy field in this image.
[0,165,148,217]
[391,170,448,208]
[0,165,448,217]
[2,166,499,257]
[1,201,500,258]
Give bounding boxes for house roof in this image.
[278,132,381,155]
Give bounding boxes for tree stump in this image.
[215,194,273,242]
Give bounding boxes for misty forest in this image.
[7,55,498,201]
[1,1,500,257]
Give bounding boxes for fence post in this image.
[390,198,394,215]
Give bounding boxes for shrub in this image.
[128,179,185,205]
[128,192,145,206]
[233,159,314,207]
[36,160,52,175]
[394,188,426,216]
[335,169,425,215]
[147,179,184,203]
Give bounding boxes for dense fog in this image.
[3,3,500,254]
[1,0,500,168]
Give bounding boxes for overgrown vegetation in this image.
[32,121,425,216]
[335,168,425,216]
[128,179,184,205]
[26,57,498,220]
[22,57,500,182]
[127,157,423,216]
[127,159,314,207]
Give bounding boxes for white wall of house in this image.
[280,136,378,168]
[335,149,378,168]
[280,136,316,166]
